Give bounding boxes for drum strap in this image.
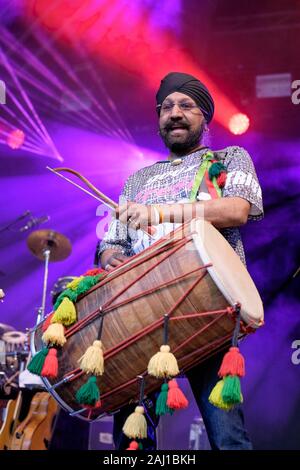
[189,150,227,202]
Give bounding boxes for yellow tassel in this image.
[208,379,234,411]
[42,323,66,347]
[78,340,104,376]
[122,406,147,439]
[66,276,84,290]
[147,345,179,378]
[51,297,77,326]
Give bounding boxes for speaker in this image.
[89,415,114,450]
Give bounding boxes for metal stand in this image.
[36,247,51,324]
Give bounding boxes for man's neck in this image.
[167,144,207,161]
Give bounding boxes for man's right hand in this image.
[101,249,130,272]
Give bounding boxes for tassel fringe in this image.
[167,379,189,410]
[27,348,49,375]
[51,297,77,326]
[41,348,58,378]
[42,322,66,347]
[123,406,147,439]
[147,345,179,378]
[78,340,104,375]
[76,376,100,406]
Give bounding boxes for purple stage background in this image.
[0,0,299,450]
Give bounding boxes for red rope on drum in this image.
[164,270,209,317]
[99,376,141,401]
[104,318,165,359]
[87,228,195,296]
[181,332,233,372]
[100,237,192,311]
[63,307,229,381]
[69,331,235,412]
[65,236,191,338]
[172,311,230,353]
[63,317,165,382]
[62,269,209,382]
[59,310,236,409]
[168,309,230,320]
[73,262,210,338]
[101,264,212,315]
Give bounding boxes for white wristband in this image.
[152,206,160,226]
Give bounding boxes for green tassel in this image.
[155,383,174,416]
[209,162,226,180]
[138,442,143,450]
[51,297,77,326]
[54,288,78,310]
[27,348,49,375]
[53,275,102,311]
[221,375,243,405]
[208,379,234,411]
[76,275,101,295]
[75,375,100,406]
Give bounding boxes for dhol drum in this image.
[31,219,264,420]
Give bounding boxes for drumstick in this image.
[46,166,115,210]
[46,167,155,237]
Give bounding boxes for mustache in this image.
[164,121,189,131]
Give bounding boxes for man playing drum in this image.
[99,72,263,450]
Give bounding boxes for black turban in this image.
[156,72,214,123]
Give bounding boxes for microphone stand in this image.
[0,211,30,234]
[37,246,52,324]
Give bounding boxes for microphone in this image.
[19,215,50,232]
[21,210,31,218]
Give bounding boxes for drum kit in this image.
[0,229,73,399]
[0,227,73,449]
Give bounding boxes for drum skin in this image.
[33,219,263,419]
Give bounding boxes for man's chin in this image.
[167,142,194,154]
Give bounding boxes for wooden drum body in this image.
[32,219,264,420]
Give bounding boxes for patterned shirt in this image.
[99,146,263,265]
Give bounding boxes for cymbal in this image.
[0,322,14,337]
[27,229,72,261]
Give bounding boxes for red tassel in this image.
[218,346,245,378]
[84,268,105,276]
[216,172,227,188]
[85,400,102,410]
[126,441,139,450]
[42,313,54,333]
[41,348,58,378]
[167,379,189,410]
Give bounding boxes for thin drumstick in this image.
[46,166,155,238]
[53,167,117,208]
[46,166,116,210]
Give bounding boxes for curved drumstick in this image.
[46,166,155,236]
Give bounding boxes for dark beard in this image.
[160,121,205,156]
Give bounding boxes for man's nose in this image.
[170,103,184,118]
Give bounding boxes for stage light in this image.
[228,113,250,135]
[26,1,242,131]
[7,128,25,149]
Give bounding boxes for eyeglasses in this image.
[157,101,202,115]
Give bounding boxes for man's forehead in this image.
[163,91,196,103]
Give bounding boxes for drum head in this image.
[191,219,264,327]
